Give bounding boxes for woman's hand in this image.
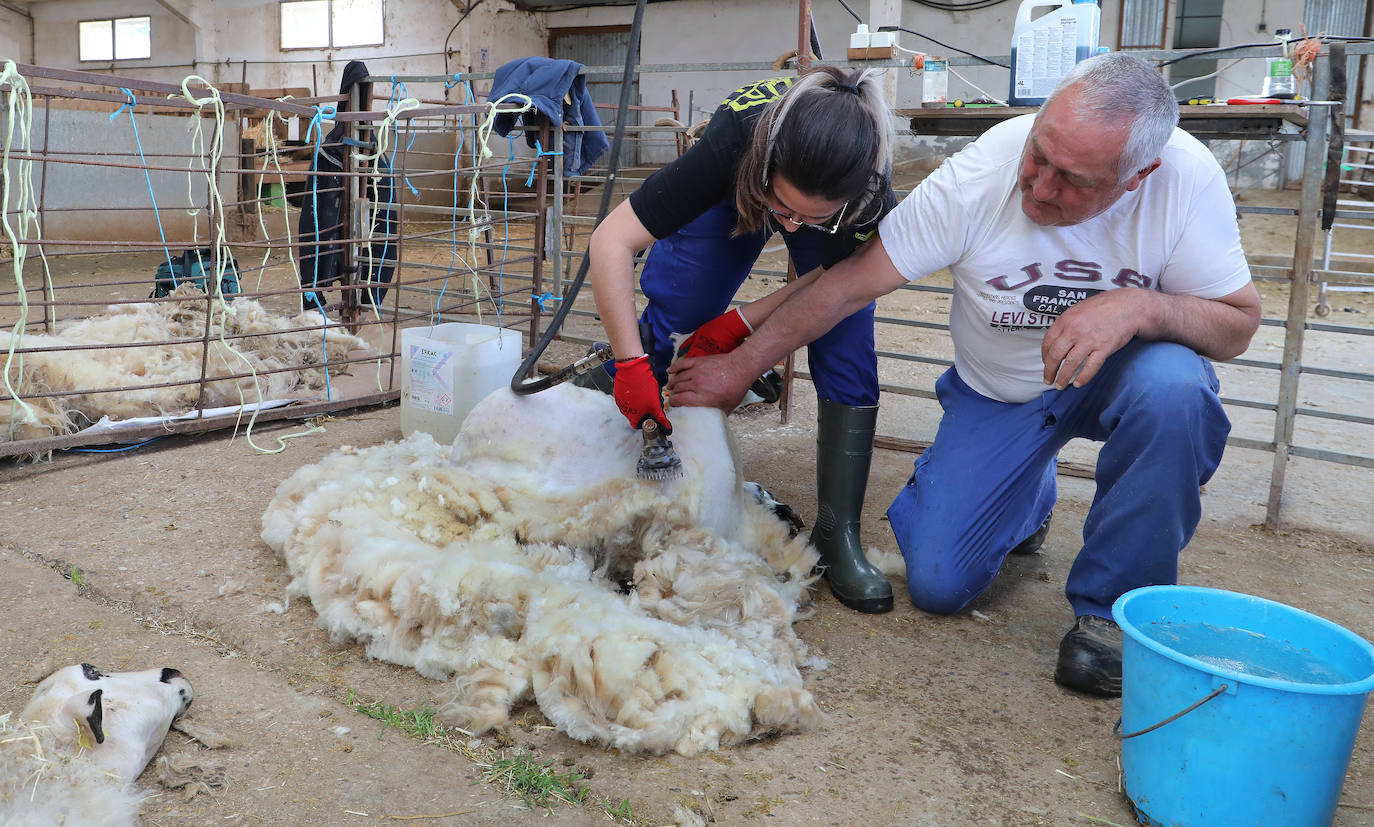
[613,355,672,433]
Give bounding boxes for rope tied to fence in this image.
[302,103,337,315]
[179,75,321,454]
[254,96,302,293]
[523,139,564,188]
[111,87,175,274]
[0,59,52,432]
[455,92,537,329]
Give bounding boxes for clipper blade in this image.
[637,419,683,481]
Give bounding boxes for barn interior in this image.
[2,0,1373,825]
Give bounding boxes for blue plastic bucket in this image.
[1113,585,1374,826]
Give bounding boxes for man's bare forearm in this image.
[1140,284,1262,361]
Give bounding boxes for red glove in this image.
[613,355,672,434]
[675,307,753,361]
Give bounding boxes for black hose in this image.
[511,0,648,394]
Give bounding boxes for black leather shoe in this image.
[1054,614,1122,697]
[1010,512,1052,555]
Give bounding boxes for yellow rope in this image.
[0,60,53,433]
[177,75,300,455]
[456,93,534,326]
[253,101,302,295]
[352,94,421,393]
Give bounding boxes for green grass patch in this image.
[606,797,634,822]
[483,747,589,812]
[344,688,443,740]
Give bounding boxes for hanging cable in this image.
[511,0,648,394]
[879,25,1008,67]
[910,0,1014,12]
[1157,41,1292,68]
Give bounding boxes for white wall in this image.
[15,1,1357,117]
[24,0,548,97]
[0,7,32,63]
[0,107,237,246]
[11,0,1366,173]
[29,0,198,78]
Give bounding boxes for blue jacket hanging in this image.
[487,57,610,176]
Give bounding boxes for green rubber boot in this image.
[811,399,893,614]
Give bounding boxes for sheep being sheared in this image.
[0,663,194,826]
[1,286,371,442]
[262,383,823,755]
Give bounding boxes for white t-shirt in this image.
[880,114,1252,404]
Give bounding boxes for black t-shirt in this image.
[628,76,892,269]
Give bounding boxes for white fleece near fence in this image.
[1,287,370,442]
[261,383,823,755]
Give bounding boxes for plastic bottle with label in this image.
[1261,28,1296,99]
[1008,0,1101,107]
[922,57,949,108]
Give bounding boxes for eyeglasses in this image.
[765,198,849,234]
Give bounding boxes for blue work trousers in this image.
[635,200,879,406]
[887,339,1230,619]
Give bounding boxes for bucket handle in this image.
[1114,683,1229,739]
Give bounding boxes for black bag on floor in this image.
[150,248,242,298]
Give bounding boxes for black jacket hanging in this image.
[296,60,398,308]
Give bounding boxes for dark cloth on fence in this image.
[487,57,609,176]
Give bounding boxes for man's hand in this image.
[675,307,753,361]
[666,352,755,411]
[1041,290,1147,388]
[613,355,672,433]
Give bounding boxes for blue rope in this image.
[495,136,518,320]
[386,77,420,197]
[365,79,419,306]
[438,79,479,325]
[110,89,174,275]
[532,292,560,311]
[304,103,337,400]
[303,103,337,309]
[524,139,564,187]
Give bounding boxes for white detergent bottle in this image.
[1009,0,1101,107]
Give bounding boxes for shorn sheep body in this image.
[1,287,371,442]
[262,383,824,755]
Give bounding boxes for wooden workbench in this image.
[896,103,1309,140]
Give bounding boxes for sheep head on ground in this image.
[262,383,822,755]
[20,663,194,784]
[2,663,194,827]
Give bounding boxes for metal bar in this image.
[1266,54,1336,537]
[12,63,323,117]
[388,116,409,391]
[550,125,564,297]
[0,392,398,459]
[528,119,550,358]
[1288,444,1374,469]
[38,92,53,333]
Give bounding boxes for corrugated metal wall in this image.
[1305,0,1366,104]
[1122,0,1169,48]
[551,27,640,162]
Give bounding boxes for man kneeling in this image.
[666,53,1261,698]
